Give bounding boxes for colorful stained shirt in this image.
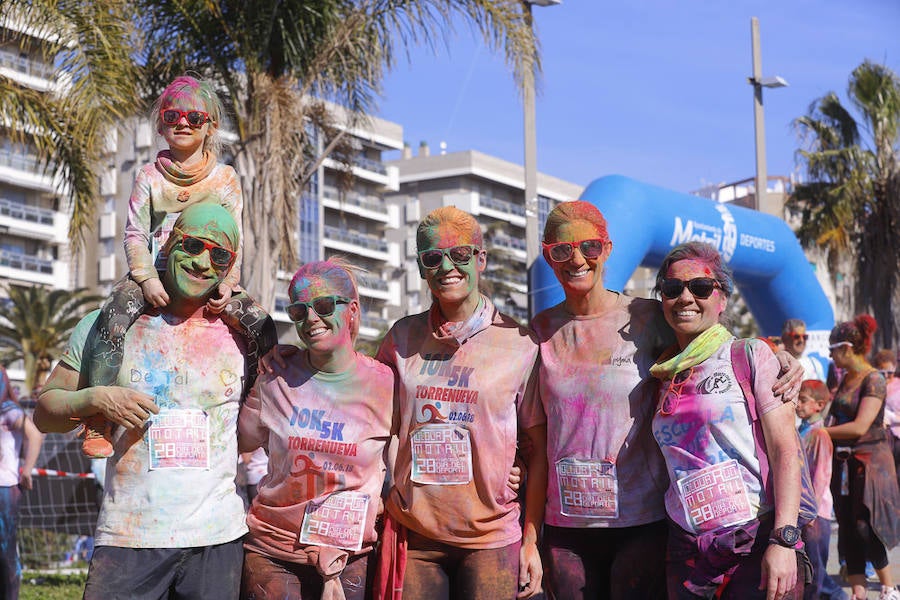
[531,295,673,528]
[124,159,243,288]
[651,338,782,534]
[378,296,544,549]
[62,309,247,548]
[798,414,833,520]
[829,371,886,436]
[0,400,24,487]
[239,351,394,560]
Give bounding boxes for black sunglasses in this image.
[174,230,235,268]
[418,245,479,270]
[660,277,720,300]
[285,295,350,322]
[542,239,606,263]
[160,109,211,128]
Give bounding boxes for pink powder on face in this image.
[665,259,714,279]
[289,261,356,302]
[544,200,609,244]
[161,78,205,111]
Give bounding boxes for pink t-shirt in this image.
[884,378,900,439]
[239,352,394,561]
[531,295,673,528]
[0,401,24,487]
[378,297,544,549]
[652,338,782,534]
[798,416,834,520]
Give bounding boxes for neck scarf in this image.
[431,295,493,346]
[155,149,216,187]
[650,323,733,380]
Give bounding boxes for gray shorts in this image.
[83,538,244,600]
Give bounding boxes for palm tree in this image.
[789,60,900,349]
[0,0,141,250]
[0,285,101,391]
[132,0,539,310]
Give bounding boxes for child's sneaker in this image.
[78,415,113,458]
[879,586,900,600]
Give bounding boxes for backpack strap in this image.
[730,339,772,490]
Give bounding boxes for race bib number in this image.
[299,491,370,551]
[556,458,618,518]
[147,408,210,470]
[677,459,752,533]
[410,424,472,485]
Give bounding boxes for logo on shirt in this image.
[698,372,733,394]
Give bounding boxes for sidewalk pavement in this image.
[826,519,900,598]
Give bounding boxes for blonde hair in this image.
[151,75,225,155]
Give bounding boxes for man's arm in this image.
[35,362,158,433]
[18,415,43,490]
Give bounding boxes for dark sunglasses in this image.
[542,239,606,263]
[160,109,211,128]
[418,245,480,270]
[788,333,809,342]
[660,277,720,300]
[285,295,351,322]
[175,230,236,267]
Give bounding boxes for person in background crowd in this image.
[782,319,827,383]
[374,206,547,599]
[875,349,900,491]
[238,259,394,599]
[650,241,807,599]
[796,380,847,600]
[0,364,43,600]
[824,317,900,600]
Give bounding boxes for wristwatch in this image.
[769,525,802,549]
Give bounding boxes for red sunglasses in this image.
[160,109,211,128]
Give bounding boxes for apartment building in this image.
[386,146,583,324]
[0,19,83,386]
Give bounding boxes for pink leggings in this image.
[401,530,521,600]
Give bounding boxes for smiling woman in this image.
[238,258,394,599]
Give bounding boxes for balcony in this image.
[0,48,55,89]
[357,272,388,292]
[0,148,55,191]
[321,187,391,224]
[0,197,54,226]
[486,234,527,260]
[355,155,387,176]
[322,224,390,261]
[475,195,526,227]
[0,249,67,286]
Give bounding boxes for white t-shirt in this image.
[63,309,248,548]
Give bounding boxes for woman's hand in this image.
[259,344,300,373]
[759,544,798,600]
[772,351,803,402]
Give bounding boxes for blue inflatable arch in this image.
[532,175,834,337]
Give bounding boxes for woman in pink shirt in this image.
[239,259,394,599]
[375,206,548,600]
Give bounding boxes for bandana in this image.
[650,323,733,380]
[155,150,217,187]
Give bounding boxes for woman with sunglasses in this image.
[374,206,548,599]
[532,202,802,600]
[823,317,900,600]
[79,75,275,459]
[238,259,394,599]
[648,241,809,599]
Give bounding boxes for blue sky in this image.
[376,1,900,194]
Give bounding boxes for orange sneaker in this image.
[79,415,113,458]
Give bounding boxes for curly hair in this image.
[829,314,878,356]
[151,75,226,155]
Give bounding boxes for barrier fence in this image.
[19,431,100,571]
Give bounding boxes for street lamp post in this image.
[523,0,559,320]
[748,16,787,212]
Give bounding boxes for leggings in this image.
[88,275,277,389]
[0,486,21,600]
[402,530,521,600]
[542,520,668,600]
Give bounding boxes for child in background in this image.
[797,380,847,600]
[80,75,275,458]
